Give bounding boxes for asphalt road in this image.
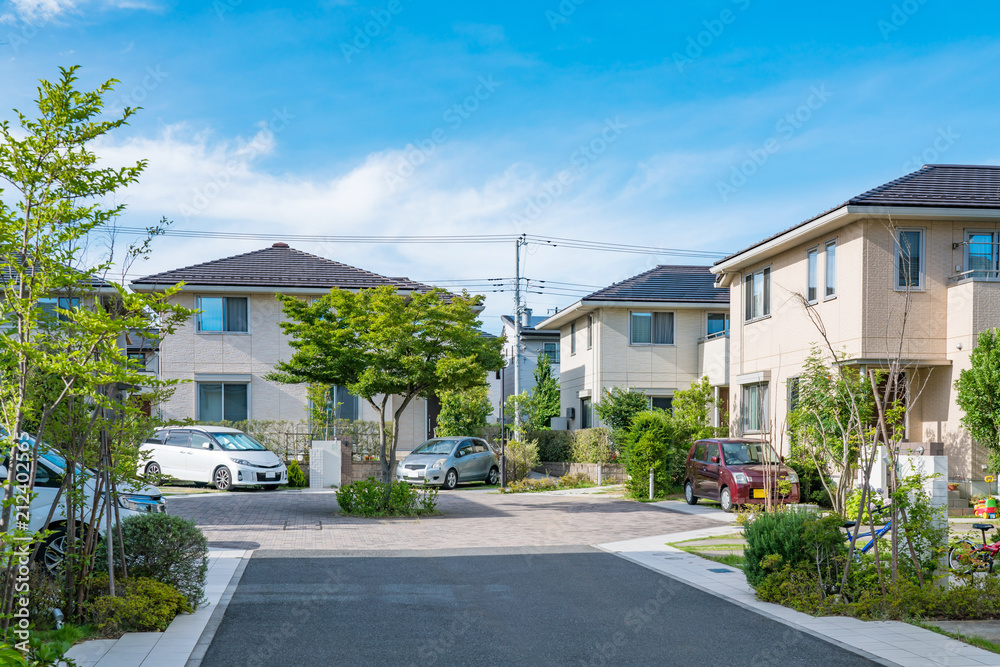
[200,546,877,667]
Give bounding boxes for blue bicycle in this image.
[842,505,893,561]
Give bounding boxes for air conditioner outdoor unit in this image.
[565,407,576,419]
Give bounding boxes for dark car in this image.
[683,438,800,512]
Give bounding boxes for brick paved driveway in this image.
[167,489,718,550]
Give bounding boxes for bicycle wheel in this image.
[949,541,980,574]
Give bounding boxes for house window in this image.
[587,314,593,349]
[580,397,592,428]
[127,352,146,369]
[825,240,837,297]
[570,322,577,355]
[741,382,769,433]
[706,313,729,338]
[965,231,1000,279]
[38,297,80,321]
[541,342,559,363]
[895,229,925,290]
[744,267,771,322]
[787,376,800,413]
[328,384,359,421]
[198,383,249,422]
[806,248,818,303]
[630,312,674,345]
[197,297,249,332]
[650,396,673,412]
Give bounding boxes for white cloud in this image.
[2,0,156,23]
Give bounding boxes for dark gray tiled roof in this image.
[500,315,559,336]
[131,243,434,291]
[584,265,729,304]
[718,164,1000,265]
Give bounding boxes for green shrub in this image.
[506,438,539,482]
[621,412,675,499]
[500,473,594,494]
[531,430,573,462]
[96,513,208,608]
[287,459,307,487]
[336,478,438,516]
[0,636,77,667]
[844,487,887,525]
[743,508,815,587]
[570,428,615,464]
[86,575,192,637]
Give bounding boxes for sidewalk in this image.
[598,529,1000,667]
[63,549,249,667]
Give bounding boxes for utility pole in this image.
[513,234,525,440]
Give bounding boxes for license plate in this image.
[266,472,276,479]
[752,488,766,499]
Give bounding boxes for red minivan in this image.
[683,439,800,512]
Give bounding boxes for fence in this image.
[535,462,627,484]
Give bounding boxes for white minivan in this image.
[1,433,166,574]
[139,425,288,491]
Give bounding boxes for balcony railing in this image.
[949,269,1000,283]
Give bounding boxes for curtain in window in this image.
[741,383,769,432]
[762,268,770,316]
[825,242,837,296]
[807,250,818,302]
[199,384,223,422]
[225,297,249,332]
[224,384,249,421]
[652,312,674,344]
[631,313,651,344]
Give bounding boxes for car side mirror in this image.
[202,442,212,450]
[780,455,785,463]
[710,456,719,464]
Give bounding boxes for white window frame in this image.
[964,230,1000,280]
[744,267,771,323]
[894,228,926,292]
[741,382,769,434]
[570,322,577,355]
[586,314,593,349]
[706,312,729,339]
[197,382,251,421]
[806,247,819,304]
[629,311,676,346]
[196,296,251,334]
[824,239,837,299]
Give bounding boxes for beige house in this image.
[536,265,730,429]
[131,242,439,450]
[711,164,1000,480]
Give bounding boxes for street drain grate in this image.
[707,568,733,573]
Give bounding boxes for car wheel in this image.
[684,481,698,505]
[35,527,68,576]
[214,467,233,491]
[486,466,500,486]
[719,486,733,513]
[262,485,280,491]
[144,462,162,484]
[441,469,458,491]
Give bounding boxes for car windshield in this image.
[412,439,456,456]
[721,442,779,465]
[212,433,267,451]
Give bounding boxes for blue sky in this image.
[2,0,1000,331]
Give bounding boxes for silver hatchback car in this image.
[395,437,500,490]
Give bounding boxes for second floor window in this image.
[39,297,80,321]
[198,297,249,332]
[706,313,729,338]
[895,228,925,290]
[966,231,999,279]
[587,314,593,349]
[541,342,559,363]
[570,322,577,354]
[630,312,674,345]
[807,248,818,302]
[825,240,837,297]
[745,267,770,322]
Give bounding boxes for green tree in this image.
[0,67,191,632]
[672,376,726,440]
[527,353,560,430]
[267,286,505,491]
[956,328,1000,472]
[436,384,493,437]
[594,386,648,444]
[621,411,677,499]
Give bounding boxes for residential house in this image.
[536,265,730,430]
[489,310,560,420]
[131,242,443,450]
[710,164,1000,480]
